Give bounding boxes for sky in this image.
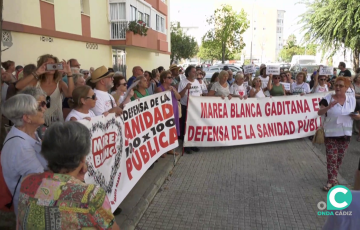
[170,0,307,44]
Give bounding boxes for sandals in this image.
[323,180,339,191]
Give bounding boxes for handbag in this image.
[178,101,182,118]
[313,112,327,145]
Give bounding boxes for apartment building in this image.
[1,0,170,78]
[214,1,285,63]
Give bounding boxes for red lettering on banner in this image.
[143,111,153,129]
[213,103,218,118]
[132,150,142,170]
[231,125,243,140]
[147,141,157,158]
[304,100,311,113]
[187,126,233,142]
[207,126,213,141]
[139,145,150,164]
[153,107,163,125]
[195,126,201,141]
[201,126,207,141]
[169,127,178,144]
[159,131,169,148]
[92,132,117,168]
[153,135,160,153]
[188,126,195,140]
[224,126,229,141]
[296,101,304,113]
[201,103,228,118]
[126,158,133,180]
[245,125,255,139]
[110,172,122,204]
[130,116,142,139]
[124,122,133,140]
[162,104,174,120]
[289,121,295,134]
[223,104,228,118]
[298,118,318,133]
[312,98,320,112]
[257,121,296,138]
[291,102,297,114]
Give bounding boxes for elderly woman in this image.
[268,74,286,96]
[230,73,248,98]
[318,77,356,191]
[16,122,120,230]
[207,72,219,93]
[111,74,133,107]
[291,72,311,95]
[155,70,181,156]
[131,76,150,101]
[15,54,74,126]
[1,92,47,216]
[65,85,97,121]
[249,77,266,98]
[207,70,232,100]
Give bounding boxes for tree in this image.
[299,0,360,68]
[279,34,318,62]
[197,45,217,62]
[170,23,198,64]
[202,4,249,63]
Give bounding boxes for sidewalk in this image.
[136,138,351,230]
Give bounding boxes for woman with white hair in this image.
[207,70,232,100]
[230,73,248,99]
[1,91,48,216]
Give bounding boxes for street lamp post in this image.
[250,2,254,64]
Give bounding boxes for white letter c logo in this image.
[329,187,348,209]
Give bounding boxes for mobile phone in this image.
[46,63,64,71]
[349,112,359,116]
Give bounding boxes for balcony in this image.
[110,21,168,52]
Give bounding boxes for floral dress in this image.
[17,172,115,230]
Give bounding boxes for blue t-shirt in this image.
[127,76,136,88]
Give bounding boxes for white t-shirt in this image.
[1,83,8,102]
[230,83,246,96]
[346,87,356,98]
[178,78,202,106]
[65,109,96,121]
[111,92,126,105]
[91,89,116,116]
[291,82,311,95]
[199,81,208,94]
[322,93,355,137]
[313,84,329,93]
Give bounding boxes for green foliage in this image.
[299,0,360,67]
[197,45,235,61]
[127,20,148,36]
[170,23,199,64]
[278,34,318,62]
[202,4,249,63]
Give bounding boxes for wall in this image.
[126,47,170,77]
[1,32,112,70]
[90,0,110,40]
[3,0,41,27]
[54,0,82,35]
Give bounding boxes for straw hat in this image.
[90,66,115,83]
[169,64,180,71]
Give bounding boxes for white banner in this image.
[81,91,179,212]
[243,65,255,74]
[266,65,280,75]
[319,66,333,75]
[184,92,329,147]
[280,82,291,91]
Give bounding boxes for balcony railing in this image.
[111,21,128,40]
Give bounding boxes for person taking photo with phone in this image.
[15,54,74,127]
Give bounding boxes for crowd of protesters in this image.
[1,54,360,229]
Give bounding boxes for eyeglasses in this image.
[83,73,89,75]
[274,77,280,79]
[86,94,97,100]
[334,84,345,88]
[319,79,326,81]
[37,101,47,111]
[166,77,172,79]
[46,96,51,108]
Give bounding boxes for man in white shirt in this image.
[178,65,202,154]
[90,66,122,116]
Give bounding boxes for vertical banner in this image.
[184,92,330,147]
[81,91,179,212]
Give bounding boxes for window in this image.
[144,14,150,27]
[156,14,165,33]
[80,0,90,15]
[130,5,137,21]
[138,11,144,21]
[110,3,126,21]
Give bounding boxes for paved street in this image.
[136,138,349,230]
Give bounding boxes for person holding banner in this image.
[155,70,181,155]
[131,75,150,101]
[268,74,286,96]
[208,70,232,100]
[16,122,120,230]
[66,85,97,121]
[249,77,266,98]
[230,73,248,98]
[291,72,311,95]
[318,77,356,191]
[178,65,202,153]
[90,66,122,116]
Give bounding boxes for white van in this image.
[291,55,317,65]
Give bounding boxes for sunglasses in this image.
[319,79,326,81]
[37,101,47,111]
[334,84,345,88]
[83,73,89,75]
[46,96,51,108]
[274,77,280,79]
[86,94,97,100]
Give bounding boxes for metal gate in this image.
[112,49,127,78]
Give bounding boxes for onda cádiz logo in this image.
[317,185,353,216]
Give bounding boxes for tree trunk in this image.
[353,48,359,70]
[221,43,225,64]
